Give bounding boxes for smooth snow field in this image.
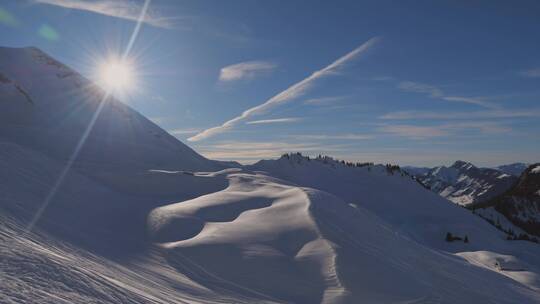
[2,147,540,303]
[1,47,540,303]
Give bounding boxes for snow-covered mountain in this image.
[474,164,540,238]
[416,160,517,206]
[0,46,224,197]
[2,48,540,303]
[408,161,539,242]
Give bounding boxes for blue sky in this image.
[1,0,539,166]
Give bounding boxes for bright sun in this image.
[98,59,135,94]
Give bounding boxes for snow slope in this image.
[249,155,540,292]
[149,170,540,303]
[2,47,540,303]
[3,150,540,303]
[0,46,222,196]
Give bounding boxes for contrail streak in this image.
[188,37,380,142]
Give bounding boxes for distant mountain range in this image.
[406,161,521,206]
[405,161,540,240]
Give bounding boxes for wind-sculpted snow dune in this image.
[148,173,344,303]
[2,143,540,303]
[148,172,540,303]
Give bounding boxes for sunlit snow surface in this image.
[1,47,540,303]
[2,148,540,303]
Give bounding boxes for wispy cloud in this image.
[378,125,448,139]
[188,37,381,142]
[380,108,540,120]
[34,0,178,28]
[246,117,301,125]
[169,128,201,135]
[219,61,276,82]
[520,68,540,78]
[377,121,512,140]
[439,96,498,108]
[446,121,512,134]
[303,95,347,105]
[286,133,373,140]
[397,81,499,109]
[398,81,443,98]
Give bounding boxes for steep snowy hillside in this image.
[3,148,540,303]
[249,154,540,292]
[2,48,540,303]
[417,160,517,206]
[475,164,540,238]
[0,46,221,195]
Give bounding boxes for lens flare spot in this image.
[98,59,135,94]
[38,24,60,41]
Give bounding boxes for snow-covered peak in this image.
[430,165,459,183]
[0,47,221,194]
[418,161,517,206]
[0,46,84,96]
[452,160,476,170]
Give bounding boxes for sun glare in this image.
[98,59,135,94]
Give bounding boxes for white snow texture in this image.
[1,47,540,304]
